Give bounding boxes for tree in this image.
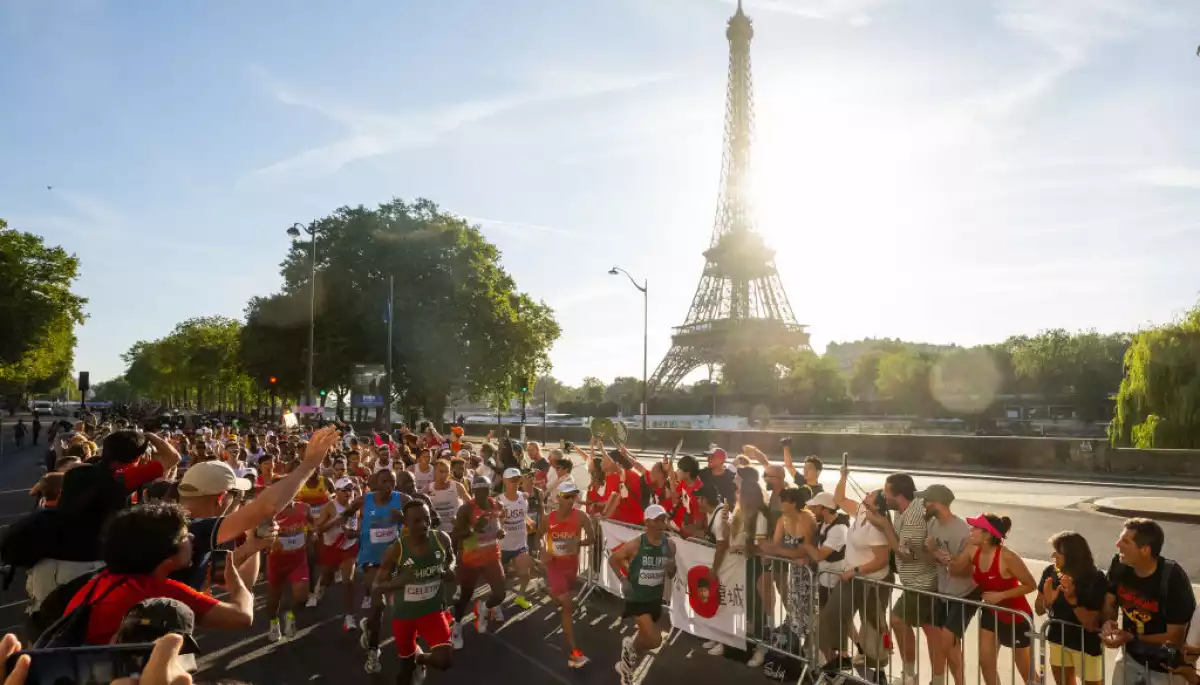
[91,377,135,404]
[1111,303,1200,448]
[875,350,932,413]
[270,198,559,422]
[0,219,86,399]
[580,377,605,404]
[781,350,847,413]
[719,350,782,397]
[928,347,1003,415]
[848,351,884,401]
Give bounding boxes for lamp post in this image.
[286,222,317,410]
[608,266,648,446]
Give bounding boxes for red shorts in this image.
[392,612,452,658]
[318,542,359,568]
[545,556,579,597]
[267,552,310,587]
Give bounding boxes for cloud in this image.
[720,0,887,25]
[996,0,1156,64]
[1130,168,1200,190]
[457,214,576,239]
[242,66,668,186]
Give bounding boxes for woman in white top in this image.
[713,467,772,662]
[427,460,468,535]
[409,448,436,493]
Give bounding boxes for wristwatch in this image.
[853,566,861,576]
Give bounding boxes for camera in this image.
[564,441,575,451]
[780,437,792,447]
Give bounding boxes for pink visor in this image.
[966,514,1005,540]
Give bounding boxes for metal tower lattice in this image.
[650,0,809,390]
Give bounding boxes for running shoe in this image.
[513,594,533,610]
[361,596,372,610]
[411,663,428,685]
[701,640,718,650]
[304,594,319,609]
[489,604,505,624]
[267,618,282,643]
[334,570,343,584]
[364,648,382,674]
[615,660,633,685]
[568,649,590,669]
[707,642,725,656]
[451,621,464,650]
[621,636,638,670]
[342,614,356,631]
[747,643,767,668]
[473,600,489,634]
[358,618,371,649]
[283,611,297,639]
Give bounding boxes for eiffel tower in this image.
[650,0,809,390]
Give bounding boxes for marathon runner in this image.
[451,475,506,645]
[429,460,468,536]
[409,448,436,493]
[265,498,314,642]
[376,500,456,685]
[450,452,472,486]
[609,504,677,685]
[311,478,361,629]
[342,468,409,673]
[536,481,593,668]
[498,468,535,610]
[297,469,332,508]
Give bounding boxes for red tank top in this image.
[271,504,310,557]
[546,509,583,560]
[972,546,1031,623]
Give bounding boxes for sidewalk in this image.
[1091,497,1200,524]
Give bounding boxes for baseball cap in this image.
[557,481,580,495]
[471,475,492,489]
[115,598,201,654]
[916,484,955,506]
[703,446,727,462]
[503,467,521,480]
[644,504,669,521]
[334,477,355,491]
[808,492,837,510]
[179,461,252,497]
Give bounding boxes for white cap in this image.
[503,467,521,480]
[179,461,252,497]
[557,481,580,495]
[334,477,355,491]
[643,504,669,521]
[808,492,837,510]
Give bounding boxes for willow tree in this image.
[1111,302,1200,448]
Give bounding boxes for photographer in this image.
[1102,518,1195,685]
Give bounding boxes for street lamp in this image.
[608,266,648,446]
[286,222,316,409]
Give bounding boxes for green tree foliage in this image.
[875,350,933,412]
[122,316,251,411]
[780,350,848,413]
[90,377,136,404]
[1111,304,1200,448]
[580,377,605,404]
[1010,329,1129,421]
[0,219,87,397]
[719,350,782,396]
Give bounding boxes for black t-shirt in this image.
[171,516,226,590]
[698,467,736,506]
[1106,555,1197,669]
[1040,564,1106,655]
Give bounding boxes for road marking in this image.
[486,630,574,685]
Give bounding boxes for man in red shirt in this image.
[671,455,704,535]
[600,447,642,525]
[65,503,257,645]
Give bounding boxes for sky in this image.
[2,0,1199,387]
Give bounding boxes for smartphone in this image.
[841,452,850,471]
[8,643,158,684]
[780,437,792,447]
[210,549,229,577]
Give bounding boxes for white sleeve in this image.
[823,524,848,552]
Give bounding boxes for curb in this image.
[1089,502,1200,525]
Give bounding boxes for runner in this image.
[409,448,436,493]
[609,504,677,685]
[312,478,361,629]
[451,452,472,486]
[451,475,506,646]
[428,460,468,536]
[536,481,593,668]
[346,450,371,481]
[375,500,456,685]
[297,469,332,508]
[498,468,535,610]
[342,468,409,673]
[265,498,313,642]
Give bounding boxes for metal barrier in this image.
[568,519,1191,685]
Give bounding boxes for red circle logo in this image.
[687,565,720,618]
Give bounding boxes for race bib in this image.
[278,533,306,551]
[552,537,576,556]
[638,568,665,587]
[403,580,442,602]
[370,526,398,545]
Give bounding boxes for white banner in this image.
[596,520,643,597]
[595,521,747,650]
[669,537,747,650]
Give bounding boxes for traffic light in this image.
[319,389,327,397]
[269,376,277,384]
[519,377,528,394]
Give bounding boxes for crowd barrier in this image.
[566,518,1183,685]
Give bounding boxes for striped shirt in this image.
[894,497,937,590]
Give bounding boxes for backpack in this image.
[34,571,125,648]
[817,513,850,564]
